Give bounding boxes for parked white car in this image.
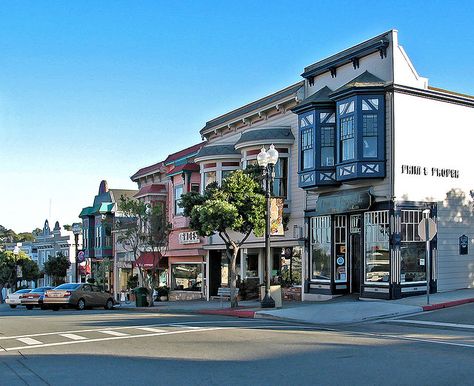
[5,289,31,308]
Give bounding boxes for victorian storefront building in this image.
[131,143,207,300]
[79,180,137,294]
[291,30,474,300]
[197,83,306,300]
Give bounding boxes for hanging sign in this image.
[270,197,284,236]
[459,235,469,255]
[314,190,371,215]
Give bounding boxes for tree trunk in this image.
[0,284,4,304]
[229,247,239,308]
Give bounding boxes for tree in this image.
[44,253,71,286]
[180,170,265,308]
[0,251,40,303]
[115,196,170,306]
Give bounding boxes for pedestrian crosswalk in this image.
[0,324,224,352]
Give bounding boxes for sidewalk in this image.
[117,288,474,326]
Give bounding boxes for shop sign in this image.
[77,251,85,263]
[459,235,469,255]
[401,165,459,179]
[315,190,371,215]
[178,231,200,244]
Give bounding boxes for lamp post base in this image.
[261,293,275,308]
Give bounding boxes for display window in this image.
[364,211,390,284]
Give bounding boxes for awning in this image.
[133,252,167,269]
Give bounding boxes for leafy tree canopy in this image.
[44,253,71,286]
[180,170,265,307]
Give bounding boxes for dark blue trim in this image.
[335,94,386,181]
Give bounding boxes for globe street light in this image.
[257,144,279,308]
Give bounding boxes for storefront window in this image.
[400,210,426,283]
[364,211,390,283]
[310,216,331,281]
[171,264,202,291]
[245,253,258,278]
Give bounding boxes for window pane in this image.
[311,216,331,281]
[171,264,203,291]
[222,170,233,181]
[175,185,183,215]
[342,138,355,161]
[245,253,258,278]
[272,158,288,198]
[303,150,314,169]
[401,243,426,282]
[364,211,390,283]
[363,114,378,136]
[204,171,216,187]
[363,137,377,158]
[321,147,334,166]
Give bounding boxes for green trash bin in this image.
[134,287,149,307]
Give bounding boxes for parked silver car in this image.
[44,283,115,311]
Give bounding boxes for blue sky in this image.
[1,0,473,232]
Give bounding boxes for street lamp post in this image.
[72,223,82,283]
[257,144,279,309]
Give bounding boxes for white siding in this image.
[394,92,474,291]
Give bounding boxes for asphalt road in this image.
[1,303,474,386]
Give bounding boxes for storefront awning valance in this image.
[311,189,373,216]
[133,252,167,269]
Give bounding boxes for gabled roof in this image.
[130,161,165,181]
[163,143,204,165]
[200,81,304,135]
[302,30,392,79]
[330,71,386,98]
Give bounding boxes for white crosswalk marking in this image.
[60,333,87,341]
[171,324,200,329]
[136,327,166,333]
[100,330,129,337]
[17,337,42,345]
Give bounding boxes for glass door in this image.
[350,215,362,293]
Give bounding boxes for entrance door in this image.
[350,215,362,293]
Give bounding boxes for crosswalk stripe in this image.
[100,330,129,337]
[17,337,42,345]
[136,327,166,333]
[60,333,87,341]
[171,324,200,329]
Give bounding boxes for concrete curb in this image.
[422,297,474,311]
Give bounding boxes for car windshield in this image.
[54,284,81,290]
[15,289,31,294]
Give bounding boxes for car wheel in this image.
[104,298,114,310]
[26,305,34,310]
[9,305,17,309]
[77,298,86,311]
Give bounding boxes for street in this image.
[1,303,474,386]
